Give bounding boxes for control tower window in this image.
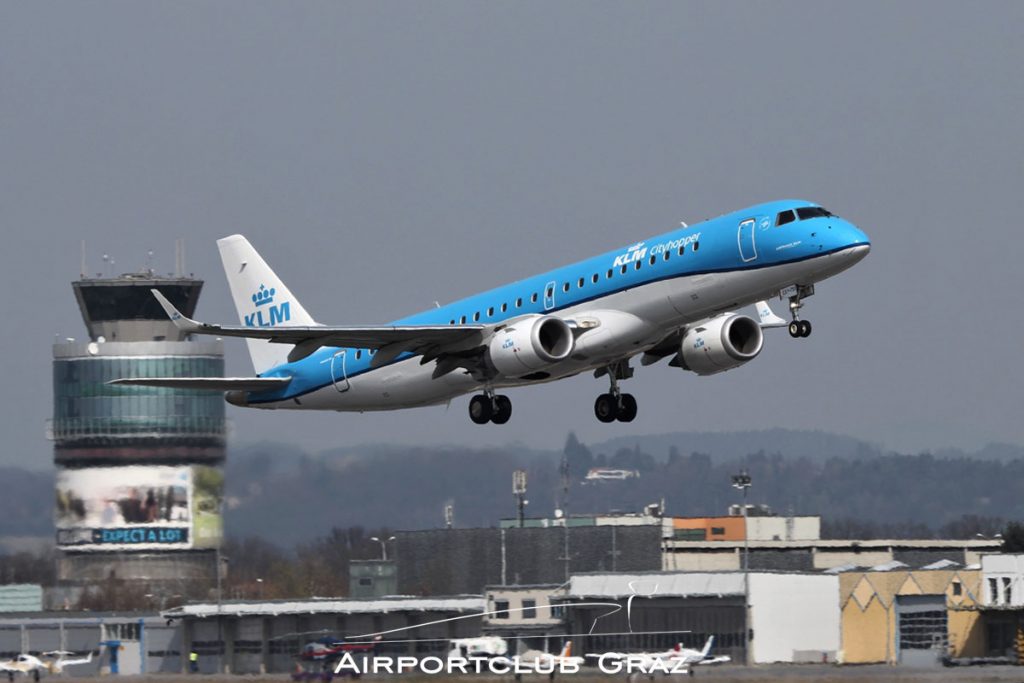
[796,206,833,220]
[776,210,796,226]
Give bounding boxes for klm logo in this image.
[612,242,647,268]
[245,284,291,327]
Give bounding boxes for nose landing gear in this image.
[469,391,512,424]
[784,284,815,338]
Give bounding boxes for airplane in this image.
[589,636,730,678]
[291,635,379,681]
[111,200,870,424]
[0,651,93,681]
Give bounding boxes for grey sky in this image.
[2,2,1021,469]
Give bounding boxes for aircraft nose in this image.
[836,221,871,264]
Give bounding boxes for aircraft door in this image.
[738,218,757,262]
[330,350,350,393]
[544,281,556,311]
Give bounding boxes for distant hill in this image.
[4,432,1024,549]
[221,433,1024,545]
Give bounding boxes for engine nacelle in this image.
[679,314,763,376]
[488,315,575,377]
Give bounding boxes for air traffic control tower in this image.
[50,268,226,600]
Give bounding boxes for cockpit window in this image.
[776,210,795,226]
[796,206,833,220]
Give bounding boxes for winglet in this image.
[151,289,201,333]
[755,300,787,329]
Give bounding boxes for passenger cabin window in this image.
[635,260,642,270]
[678,246,685,256]
[796,206,833,220]
[578,277,584,288]
[516,297,523,307]
[449,319,455,325]
[776,210,796,226]
[607,269,613,279]
[501,303,508,313]
[664,251,670,261]
[531,293,538,303]
[620,265,628,274]
[460,315,466,324]
[592,274,599,284]
[693,241,700,252]
[562,282,570,293]
[473,312,480,322]
[649,255,656,266]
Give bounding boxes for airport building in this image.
[837,561,983,665]
[49,270,226,600]
[163,596,485,674]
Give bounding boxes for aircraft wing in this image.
[54,652,93,668]
[0,663,30,674]
[108,377,292,391]
[150,290,486,362]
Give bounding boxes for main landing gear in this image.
[786,284,815,339]
[594,360,637,423]
[469,391,512,425]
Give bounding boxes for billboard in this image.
[55,465,223,551]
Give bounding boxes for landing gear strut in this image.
[469,391,512,425]
[594,361,637,423]
[785,284,815,338]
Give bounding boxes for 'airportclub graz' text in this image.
[333,653,690,676]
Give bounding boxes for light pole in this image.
[731,469,752,665]
[370,536,396,561]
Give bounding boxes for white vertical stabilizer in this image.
[216,234,318,374]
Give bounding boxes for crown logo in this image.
[251,284,276,307]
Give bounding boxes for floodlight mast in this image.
[369,535,396,561]
[731,469,753,665]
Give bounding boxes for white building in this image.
[563,571,840,664]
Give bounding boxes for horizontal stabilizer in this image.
[108,377,291,392]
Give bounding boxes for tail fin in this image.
[560,641,572,658]
[700,636,714,658]
[217,235,317,373]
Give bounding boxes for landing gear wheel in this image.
[799,320,812,337]
[616,394,638,422]
[491,395,512,424]
[594,393,619,423]
[788,321,801,338]
[468,395,493,424]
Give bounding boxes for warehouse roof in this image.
[568,572,745,599]
[163,595,485,619]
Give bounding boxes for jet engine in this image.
[678,314,763,376]
[488,315,574,377]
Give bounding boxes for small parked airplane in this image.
[113,200,869,424]
[589,636,730,677]
[0,651,93,681]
